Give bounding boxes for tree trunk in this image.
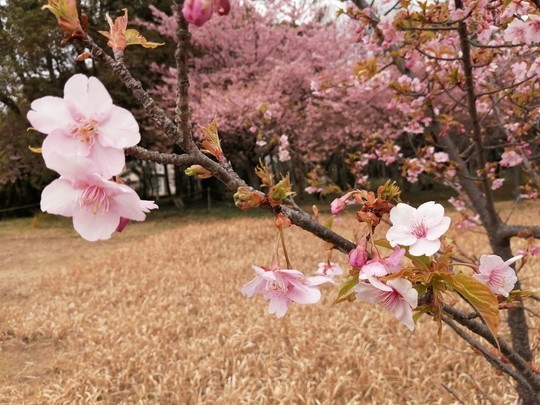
[489,235,537,404]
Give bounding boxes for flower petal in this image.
[388,278,418,308]
[386,225,417,247]
[98,105,140,148]
[426,216,451,240]
[287,284,321,304]
[87,142,126,178]
[27,96,73,134]
[240,276,266,298]
[64,74,113,118]
[72,206,119,241]
[409,238,440,256]
[479,255,504,274]
[112,191,154,221]
[40,178,79,216]
[389,203,416,228]
[268,295,289,318]
[354,282,383,303]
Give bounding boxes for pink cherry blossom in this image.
[511,61,528,82]
[316,261,343,280]
[473,255,522,297]
[386,201,451,256]
[354,277,418,331]
[455,214,480,231]
[516,245,540,257]
[526,15,540,44]
[27,74,140,178]
[448,196,466,211]
[433,152,449,163]
[182,0,213,27]
[359,246,405,278]
[240,265,331,318]
[500,150,523,167]
[491,178,505,190]
[40,160,157,241]
[504,19,529,45]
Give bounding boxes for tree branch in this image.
[442,316,536,398]
[80,35,183,147]
[125,146,198,167]
[443,304,540,393]
[174,1,195,151]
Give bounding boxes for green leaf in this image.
[333,277,359,304]
[451,274,500,349]
[413,305,430,323]
[322,216,333,230]
[506,290,535,302]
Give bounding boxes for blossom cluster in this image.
[27,74,157,241]
[242,198,522,330]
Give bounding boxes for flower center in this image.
[72,119,98,145]
[411,219,428,238]
[79,185,110,215]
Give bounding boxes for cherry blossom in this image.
[40,170,157,242]
[315,261,343,281]
[491,178,505,190]
[433,152,449,163]
[386,202,451,256]
[359,246,405,278]
[27,74,140,178]
[504,19,529,44]
[473,255,522,297]
[500,150,523,167]
[355,277,418,331]
[241,265,331,318]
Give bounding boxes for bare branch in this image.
[125,146,198,167]
[443,316,535,400]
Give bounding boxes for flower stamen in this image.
[79,185,110,215]
[72,119,98,145]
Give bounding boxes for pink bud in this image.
[116,217,130,233]
[182,0,213,27]
[215,0,230,16]
[349,240,368,268]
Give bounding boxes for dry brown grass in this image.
[0,202,538,404]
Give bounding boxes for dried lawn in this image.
[0,202,538,404]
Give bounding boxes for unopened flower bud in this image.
[234,186,264,210]
[349,240,368,268]
[185,165,212,179]
[275,213,292,229]
[330,197,346,215]
[116,217,130,232]
[216,0,231,16]
[183,0,213,27]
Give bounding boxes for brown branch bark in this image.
[442,316,536,396]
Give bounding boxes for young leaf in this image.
[334,277,359,304]
[451,274,500,349]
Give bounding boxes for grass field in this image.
[0,202,538,404]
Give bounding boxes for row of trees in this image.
[5,0,518,212]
